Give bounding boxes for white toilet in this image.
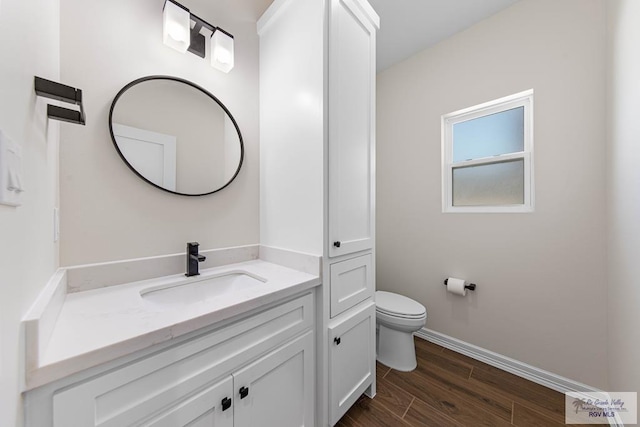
[375,291,427,372]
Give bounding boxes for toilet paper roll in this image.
[446,277,467,296]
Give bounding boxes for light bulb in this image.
[168,22,188,42]
[215,48,232,65]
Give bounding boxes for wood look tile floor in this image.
[338,337,581,427]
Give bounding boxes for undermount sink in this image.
[140,271,267,306]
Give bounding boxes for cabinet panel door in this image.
[328,302,376,426]
[142,376,233,427]
[53,375,233,427]
[330,254,373,318]
[328,0,376,258]
[234,331,315,427]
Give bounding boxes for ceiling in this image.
[254,0,521,72]
[367,0,521,72]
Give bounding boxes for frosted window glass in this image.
[452,159,524,206]
[452,107,524,162]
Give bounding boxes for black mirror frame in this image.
[108,75,244,197]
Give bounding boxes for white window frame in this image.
[441,89,534,213]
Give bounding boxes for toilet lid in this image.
[376,291,426,318]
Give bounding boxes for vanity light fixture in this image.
[162,0,235,73]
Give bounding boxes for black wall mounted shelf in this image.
[34,76,86,125]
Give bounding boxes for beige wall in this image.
[377,0,608,388]
[606,0,640,401]
[0,0,60,425]
[60,0,267,265]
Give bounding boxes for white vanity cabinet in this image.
[258,0,378,425]
[27,293,315,427]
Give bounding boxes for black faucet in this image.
[186,242,206,277]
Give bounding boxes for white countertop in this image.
[26,258,320,389]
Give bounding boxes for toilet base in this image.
[376,323,417,372]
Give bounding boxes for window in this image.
[441,90,534,213]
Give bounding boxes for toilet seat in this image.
[376,291,426,319]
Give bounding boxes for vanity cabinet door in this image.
[53,375,234,427]
[233,331,315,427]
[328,0,377,258]
[141,376,233,427]
[328,301,376,426]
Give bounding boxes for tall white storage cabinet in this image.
[258,1,379,426]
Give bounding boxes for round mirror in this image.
[109,76,244,196]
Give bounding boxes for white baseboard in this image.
[415,327,598,394]
[415,328,624,427]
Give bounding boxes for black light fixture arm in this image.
[165,0,216,33]
[190,12,216,33]
[34,76,86,125]
[164,0,233,59]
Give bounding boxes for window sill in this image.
[442,205,534,214]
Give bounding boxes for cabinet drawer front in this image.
[330,254,373,317]
[53,293,314,427]
[328,302,376,425]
